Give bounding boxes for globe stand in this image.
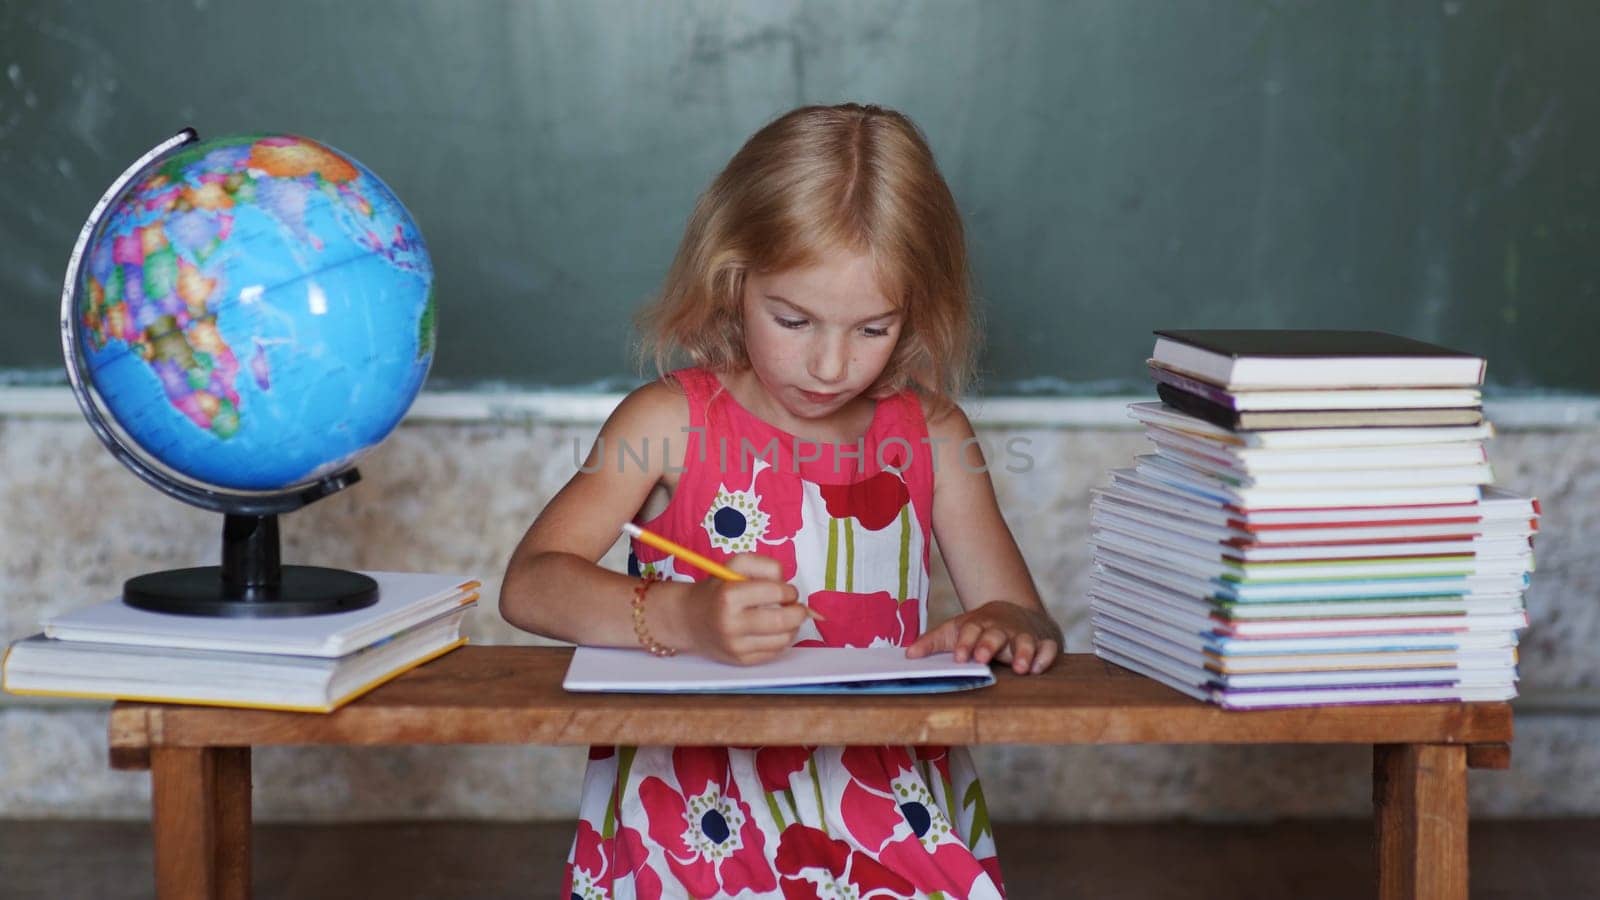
[123,513,378,618]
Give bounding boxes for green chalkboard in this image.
[3,0,1596,393]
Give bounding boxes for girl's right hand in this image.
[678,554,806,666]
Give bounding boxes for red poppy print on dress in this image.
[913,746,953,785]
[818,465,910,531]
[756,745,815,793]
[796,590,921,649]
[562,819,663,900]
[638,747,778,896]
[838,747,989,897]
[774,823,917,899]
[697,459,804,581]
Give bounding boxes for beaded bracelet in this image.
[630,572,676,657]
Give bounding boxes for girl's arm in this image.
[498,382,805,662]
[905,404,1063,674]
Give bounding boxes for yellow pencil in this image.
[620,523,825,620]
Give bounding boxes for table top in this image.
[108,647,1512,762]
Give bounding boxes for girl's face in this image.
[741,249,902,423]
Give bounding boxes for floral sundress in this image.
[562,367,1004,899]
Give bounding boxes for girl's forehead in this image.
[752,250,899,312]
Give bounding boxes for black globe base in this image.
[124,565,378,618]
[122,511,377,617]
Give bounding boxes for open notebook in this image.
[563,646,995,694]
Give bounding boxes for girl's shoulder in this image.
[916,392,971,438]
[899,389,971,443]
[601,376,692,451]
[910,392,980,480]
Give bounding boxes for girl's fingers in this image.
[726,553,784,581]
[740,632,797,655]
[725,579,795,612]
[953,620,986,662]
[972,627,1010,664]
[744,602,809,636]
[1010,632,1038,674]
[731,642,794,666]
[906,618,957,658]
[1031,639,1060,674]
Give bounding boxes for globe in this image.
[60,129,435,616]
[68,131,435,493]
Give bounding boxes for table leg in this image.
[151,746,252,900]
[1374,743,1467,900]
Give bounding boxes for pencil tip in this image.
[620,522,641,536]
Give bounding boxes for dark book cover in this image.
[1155,384,1485,431]
[1148,363,1241,405]
[1153,329,1477,360]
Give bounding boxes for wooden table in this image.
[108,647,1512,900]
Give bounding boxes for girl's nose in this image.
[808,334,849,385]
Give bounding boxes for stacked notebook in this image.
[2,571,479,712]
[1090,330,1538,709]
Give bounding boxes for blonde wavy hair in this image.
[636,103,977,409]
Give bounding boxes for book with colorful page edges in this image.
[1091,330,1534,708]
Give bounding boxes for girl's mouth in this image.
[799,389,842,404]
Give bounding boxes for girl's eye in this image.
[863,326,892,338]
[775,317,808,330]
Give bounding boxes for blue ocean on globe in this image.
[74,134,435,492]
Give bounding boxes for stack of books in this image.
[3,571,479,712]
[1090,330,1539,709]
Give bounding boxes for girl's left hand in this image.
[904,601,1063,675]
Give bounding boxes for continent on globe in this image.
[73,133,435,492]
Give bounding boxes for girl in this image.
[501,103,1061,899]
